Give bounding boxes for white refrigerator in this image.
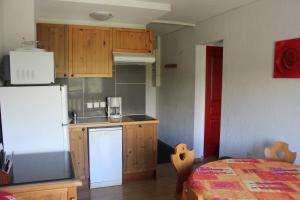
[0,85,69,154]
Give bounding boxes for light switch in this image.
[100,101,106,108]
[87,102,93,109]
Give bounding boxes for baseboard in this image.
[124,170,156,182]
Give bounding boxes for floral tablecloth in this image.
[182,159,300,200]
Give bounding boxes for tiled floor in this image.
[78,163,177,200]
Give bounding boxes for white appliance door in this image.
[0,86,65,154]
[89,127,122,188]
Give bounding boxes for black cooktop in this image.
[127,115,155,121]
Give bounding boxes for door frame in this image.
[194,41,224,159]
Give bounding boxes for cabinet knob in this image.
[138,125,142,128]
[64,74,67,77]
[82,128,85,132]
[71,74,74,77]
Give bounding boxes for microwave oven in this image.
[7,50,55,85]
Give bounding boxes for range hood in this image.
[113,52,155,65]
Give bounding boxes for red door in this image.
[204,46,223,158]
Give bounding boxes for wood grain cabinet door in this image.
[123,125,138,174]
[136,124,157,171]
[124,124,157,174]
[37,23,68,78]
[113,28,152,53]
[69,26,113,77]
[69,127,88,181]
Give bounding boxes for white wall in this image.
[0,0,4,58]
[157,27,195,149]
[194,0,300,163]
[159,0,300,163]
[193,45,206,158]
[2,0,35,54]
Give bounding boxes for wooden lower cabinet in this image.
[69,122,158,184]
[14,188,68,200]
[123,123,157,180]
[69,127,89,185]
[1,180,81,200]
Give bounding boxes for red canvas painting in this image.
[274,38,300,78]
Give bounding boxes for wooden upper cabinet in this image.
[113,28,153,53]
[37,23,68,78]
[69,25,113,77]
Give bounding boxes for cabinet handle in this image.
[71,74,74,77]
[64,74,67,77]
[103,41,106,46]
[138,125,142,128]
[82,128,85,132]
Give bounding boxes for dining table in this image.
[182,158,300,200]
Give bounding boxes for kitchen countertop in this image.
[0,152,74,187]
[69,115,159,128]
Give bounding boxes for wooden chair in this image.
[264,141,297,163]
[171,144,195,197]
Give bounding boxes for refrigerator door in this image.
[89,127,123,188]
[0,86,66,154]
[60,85,70,151]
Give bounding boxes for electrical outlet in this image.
[94,102,100,108]
[87,102,93,109]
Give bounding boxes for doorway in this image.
[204,46,223,158]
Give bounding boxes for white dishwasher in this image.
[89,127,123,189]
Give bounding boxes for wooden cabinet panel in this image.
[137,124,157,171]
[123,123,157,176]
[69,127,88,181]
[69,26,112,77]
[14,188,68,200]
[37,23,68,78]
[124,125,137,173]
[113,28,152,53]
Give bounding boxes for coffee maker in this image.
[107,97,122,119]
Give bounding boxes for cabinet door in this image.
[69,26,112,77]
[136,124,157,171]
[14,188,68,200]
[113,28,152,53]
[69,127,88,180]
[37,23,68,78]
[123,125,138,174]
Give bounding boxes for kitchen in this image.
[0,0,163,199]
[1,0,295,200]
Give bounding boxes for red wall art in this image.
[274,38,300,78]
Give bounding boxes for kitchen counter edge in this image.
[68,119,159,128]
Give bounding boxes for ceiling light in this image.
[89,11,113,21]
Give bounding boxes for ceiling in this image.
[35,0,171,28]
[35,0,258,29]
[139,0,257,24]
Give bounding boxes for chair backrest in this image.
[264,141,297,163]
[171,144,195,194]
